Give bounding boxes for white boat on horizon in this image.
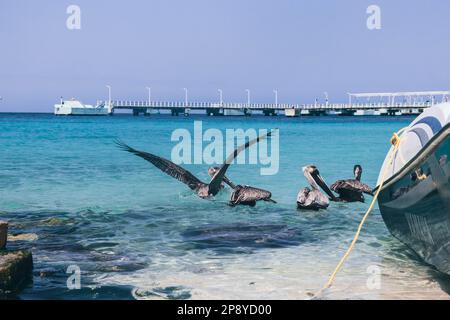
[54,98,110,116]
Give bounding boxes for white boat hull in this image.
[54,100,110,116]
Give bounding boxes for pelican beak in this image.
[222,175,236,189]
[312,171,337,201]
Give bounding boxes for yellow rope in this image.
[313,128,406,298]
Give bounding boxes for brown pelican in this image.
[228,185,276,207]
[330,165,373,202]
[297,165,338,210]
[208,167,276,207]
[116,131,272,199]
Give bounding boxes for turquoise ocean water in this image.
[1,113,450,299]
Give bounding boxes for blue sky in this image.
[1,0,449,112]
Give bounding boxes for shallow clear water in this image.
[1,113,450,300]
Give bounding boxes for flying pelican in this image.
[330,165,373,202]
[297,165,338,210]
[208,167,276,207]
[116,131,272,199]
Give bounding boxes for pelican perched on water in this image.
[228,185,276,207]
[330,165,373,202]
[208,167,276,207]
[297,165,338,210]
[116,131,272,199]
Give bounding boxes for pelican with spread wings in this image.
[116,131,273,199]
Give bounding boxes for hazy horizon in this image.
[1,0,450,112]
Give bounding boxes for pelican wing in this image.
[331,179,373,195]
[311,190,330,208]
[297,188,329,209]
[330,180,345,192]
[222,175,237,189]
[232,186,272,203]
[355,181,373,195]
[116,140,204,191]
[297,188,311,205]
[208,130,274,195]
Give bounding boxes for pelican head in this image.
[354,164,362,181]
[208,166,220,177]
[302,165,336,200]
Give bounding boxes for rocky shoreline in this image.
[0,220,34,295]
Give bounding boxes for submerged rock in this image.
[40,217,67,226]
[0,250,33,293]
[0,221,7,250]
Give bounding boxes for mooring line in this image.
[312,128,406,299]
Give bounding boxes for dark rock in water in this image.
[180,223,304,253]
[0,221,7,250]
[0,250,33,293]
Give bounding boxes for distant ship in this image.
[54,98,110,116]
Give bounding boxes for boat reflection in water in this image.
[377,102,450,274]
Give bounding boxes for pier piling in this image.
[0,221,7,250]
[263,109,277,116]
[170,108,185,116]
[206,108,223,116]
